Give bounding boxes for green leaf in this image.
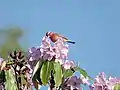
[74,67,87,77]
[74,66,93,80]
[63,69,74,78]
[114,84,120,90]
[54,62,62,87]
[40,61,54,85]
[6,61,14,65]
[32,61,43,78]
[0,70,5,82]
[5,69,18,90]
[32,61,43,90]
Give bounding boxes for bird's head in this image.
[46,32,54,37]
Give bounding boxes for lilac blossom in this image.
[28,47,42,61]
[108,77,120,89]
[40,36,51,49]
[80,74,90,85]
[42,48,55,61]
[40,37,55,60]
[28,36,69,63]
[62,76,83,90]
[89,72,112,90]
[63,60,75,70]
[90,72,120,90]
[62,75,90,90]
[109,76,120,85]
[53,38,69,60]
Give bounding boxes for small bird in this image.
[46,32,75,44]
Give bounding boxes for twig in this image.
[50,70,55,90]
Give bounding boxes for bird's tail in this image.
[66,40,76,44]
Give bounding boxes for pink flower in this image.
[63,60,74,70]
[80,74,90,85]
[62,76,83,90]
[53,38,69,60]
[41,36,51,48]
[90,72,120,90]
[28,35,69,61]
[55,59,64,65]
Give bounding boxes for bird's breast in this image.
[50,34,59,42]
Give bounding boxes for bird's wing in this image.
[55,33,69,40]
[61,36,69,40]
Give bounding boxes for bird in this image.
[46,32,75,44]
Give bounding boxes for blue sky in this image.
[0,0,120,89]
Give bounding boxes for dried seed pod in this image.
[0,61,7,70]
[9,51,24,60]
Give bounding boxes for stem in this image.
[50,70,55,90]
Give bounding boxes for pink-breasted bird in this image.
[46,32,76,44]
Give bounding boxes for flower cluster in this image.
[28,36,74,69]
[28,36,69,61]
[90,72,120,90]
[62,75,90,90]
[63,60,74,70]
